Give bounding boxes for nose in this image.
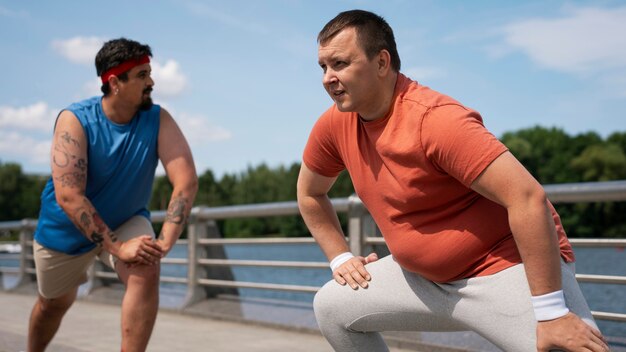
[147,74,155,87]
[322,69,337,86]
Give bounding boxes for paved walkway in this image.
[0,292,415,352]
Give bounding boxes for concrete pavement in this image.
[0,291,410,352]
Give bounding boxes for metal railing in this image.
[1,180,625,324]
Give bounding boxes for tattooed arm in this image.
[156,108,198,255]
[51,111,162,264]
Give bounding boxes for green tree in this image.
[0,162,47,221]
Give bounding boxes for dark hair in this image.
[95,38,152,95]
[318,9,400,72]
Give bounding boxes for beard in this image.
[139,87,154,111]
[139,97,153,111]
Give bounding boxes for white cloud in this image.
[500,7,626,74]
[51,36,106,65]
[176,112,232,144]
[403,66,447,82]
[0,102,57,131]
[0,130,51,166]
[152,60,188,98]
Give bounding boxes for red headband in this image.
[100,55,151,84]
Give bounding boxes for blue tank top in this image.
[34,96,160,255]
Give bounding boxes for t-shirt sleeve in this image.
[421,104,508,187]
[302,109,345,177]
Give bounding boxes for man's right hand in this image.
[537,312,609,351]
[333,252,378,289]
[115,235,163,265]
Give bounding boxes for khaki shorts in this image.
[33,215,155,299]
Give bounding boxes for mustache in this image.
[143,87,153,94]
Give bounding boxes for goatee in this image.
[139,97,153,111]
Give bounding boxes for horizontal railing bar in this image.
[576,274,626,285]
[95,272,118,279]
[197,279,319,293]
[545,180,626,203]
[569,238,626,247]
[160,276,187,284]
[198,259,328,269]
[161,258,187,265]
[0,267,19,273]
[365,237,626,247]
[198,238,318,245]
[151,198,350,222]
[591,311,626,323]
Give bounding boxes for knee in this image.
[37,294,74,316]
[314,281,349,327]
[127,263,160,286]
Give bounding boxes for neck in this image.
[101,95,137,124]
[359,72,399,122]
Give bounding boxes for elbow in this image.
[187,175,199,198]
[514,183,548,212]
[55,192,81,213]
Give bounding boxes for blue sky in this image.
[1,0,625,177]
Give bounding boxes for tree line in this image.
[1,126,625,239]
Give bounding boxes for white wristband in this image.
[531,290,570,321]
[329,252,354,272]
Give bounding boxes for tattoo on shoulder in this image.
[165,192,188,225]
[53,131,81,169]
[60,131,80,147]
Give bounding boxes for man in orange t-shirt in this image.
[297,9,607,352]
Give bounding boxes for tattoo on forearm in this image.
[165,192,188,225]
[93,213,118,243]
[79,211,92,231]
[91,232,104,245]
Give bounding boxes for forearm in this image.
[60,195,121,256]
[298,193,349,261]
[509,196,562,295]
[158,184,197,252]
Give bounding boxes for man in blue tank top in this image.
[28,38,198,352]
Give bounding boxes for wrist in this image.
[103,240,122,257]
[329,252,354,272]
[531,290,569,321]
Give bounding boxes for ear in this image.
[377,49,392,76]
[108,75,120,91]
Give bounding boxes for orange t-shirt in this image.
[303,74,574,283]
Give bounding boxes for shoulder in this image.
[66,96,101,113]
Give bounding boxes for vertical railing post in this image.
[183,207,208,308]
[16,219,36,288]
[347,195,365,256]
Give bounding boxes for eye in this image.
[333,61,347,69]
[319,64,327,73]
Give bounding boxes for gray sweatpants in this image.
[314,255,598,351]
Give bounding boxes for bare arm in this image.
[471,151,607,351]
[52,111,160,264]
[156,108,198,254]
[297,163,377,289]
